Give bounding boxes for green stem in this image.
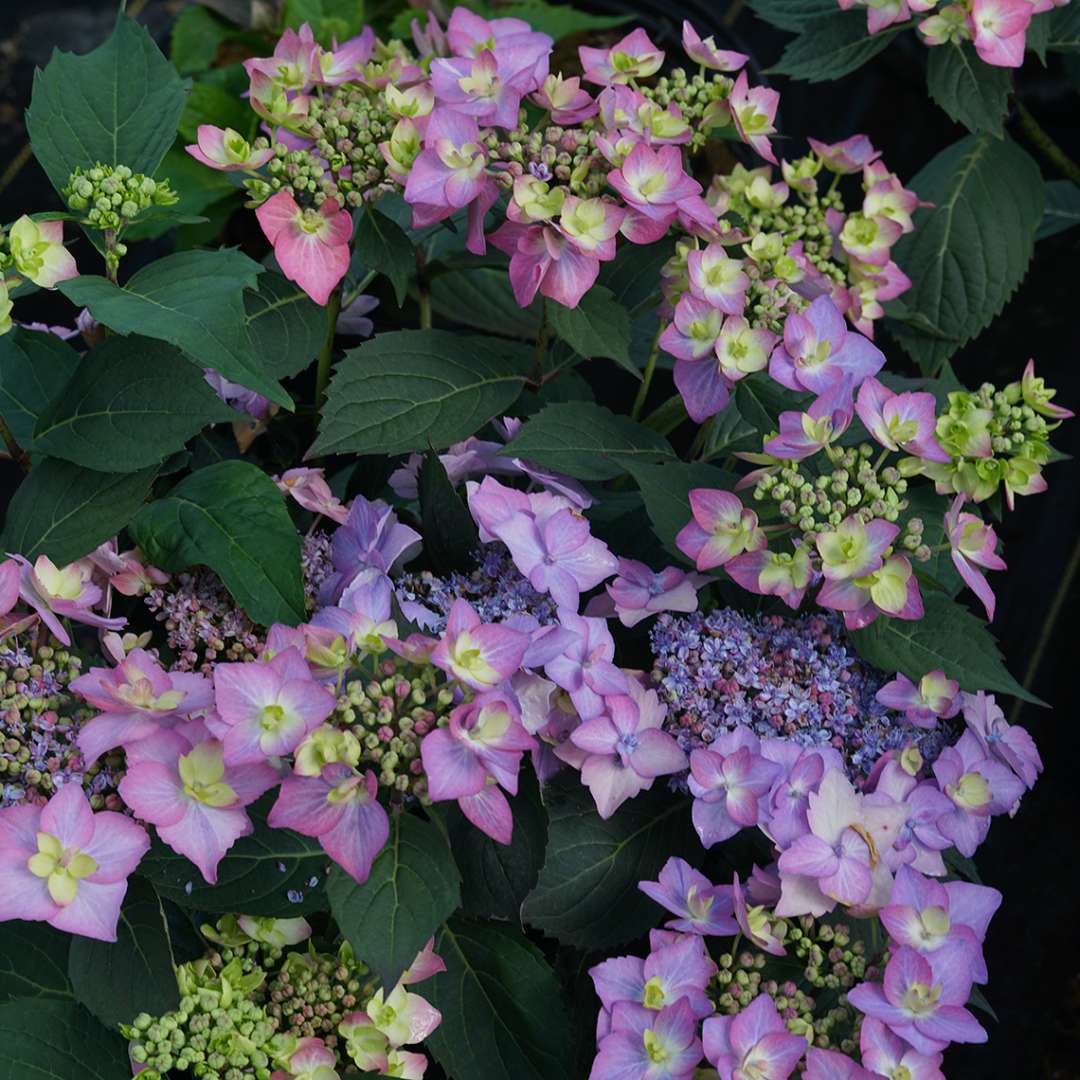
[630,319,667,421]
[0,415,28,473]
[314,288,342,412]
[531,309,553,385]
[415,248,432,329]
[873,447,890,473]
[1014,99,1080,187]
[687,417,715,460]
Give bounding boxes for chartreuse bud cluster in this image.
[915,378,1064,503]
[644,67,741,150]
[1,636,125,809]
[712,916,873,1055]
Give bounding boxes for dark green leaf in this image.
[903,488,963,596]
[327,812,461,989]
[1048,1,1080,51]
[500,402,675,480]
[496,0,631,39]
[926,43,1011,135]
[354,204,414,306]
[0,328,80,449]
[703,398,759,459]
[522,774,696,949]
[0,999,130,1080]
[131,461,305,626]
[68,877,179,1029]
[33,336,237,472]
[1026,10,1051,62]
[735,374,812,433]
[0,459,157,564]
[748,0,839,31]
[889,135,1044,372]
[178,73,256,145]
[139,794,329,916]
[770,13,906,82]
[1036,180,1080,241]
[850,591,1043,704]
[245,272,327,380]
[968,984,999,1022]
[425,918,573,1080]
[170,5,231,73]
[312,330,531,457]
[26,17,189,196]
[449,765,548,922]
[419,452,480,575]
[628,460,737,559]
[429,265,543,338]
[0,922,72,1004]
[944,846,984,883]
[59,250,289,408]
[547,287,637,378]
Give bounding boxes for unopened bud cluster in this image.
[63,163,178,231]
[1,637,124,809]
[712,916,875,1056]
[265,949,376,1042]
[644,68,737,150]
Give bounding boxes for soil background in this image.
[1,1,1078,1076]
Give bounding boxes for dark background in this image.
[1,1,1077,1075]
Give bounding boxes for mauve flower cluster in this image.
[649,608,955,778]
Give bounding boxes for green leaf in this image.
[850,591,1043,704]
[748,0,840,31]
[546,287,637,378]
[59,250,290,409]
[139,794,329,916]
[497,0,631,39]
[904,489,964,597]
[245,272,327,380]
[926,43,1011,135]
[1026,10,1052,63]
[354,203,414,306]
[429,264,543,338]
[0,458,157,564]
[0,922,72,1004]
[449,765,548,922]
[327,812,461,989]
[178,70,256,145]
[522,774,696,949]
[1048,1,1080,51]
[0,999,131,1080]
[33,336,237,472]
[68,877,179,1030]
[1036,179,1080,241]
[419,452,480,575]
[888,135,1044,373]
[500,402,675,480]
[596,237,674,369]
[312,330,531,457]
[425,918,573,1080]
[26,16,189,197]
[735,373,812,433]
[131,461,306,626]
[170,4,231,73]
[770,13,906,82]
[628,460,736,559]
[0,328,80,449]
[944,846,984,883]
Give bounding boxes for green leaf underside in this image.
[0,459,157,564]
[851,591,1043,704]
[500,401,676,480]
[244,272,327,380]
[546,286,636,376]
[926,43,1011,134]
[328,812,461,989]
[1036,179,1080,241]
[0,998,131,1080]
[68,877,179,1029]
[450,766,548,922]
[311,330,531,457]
[771,12,906,82]
[33,336,237,472]
[522,774,697,949]
[139,796,330,916]
[0,922,72,1004]
[425,918,574,1080]
[59,250,291,408]
[131,460,306,627]
[26,16,190,196]
[888,134,1044,372]
[0,328,81,449]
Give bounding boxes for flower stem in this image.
[531,309,553,385]
[314,288,342,413]
[630,319,667,421]
[0,415,28,473]
[687,417,715,460]
[415,248,432,329]
[1014,99,1080,187]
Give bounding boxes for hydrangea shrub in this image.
[0,4,1073,1079]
